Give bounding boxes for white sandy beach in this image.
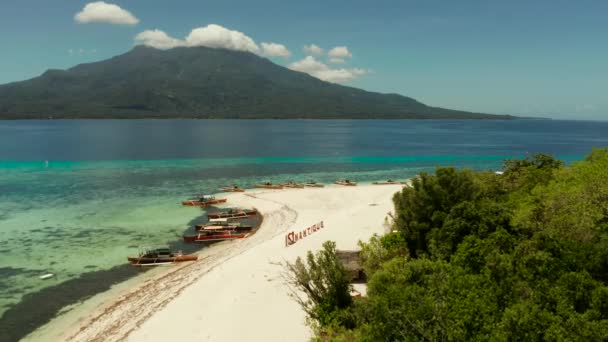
[27,184,402,342]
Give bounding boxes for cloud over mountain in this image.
[134,25,368,83]
[135,24,259,53]
[289,56,368,83]
[185,24,259,53]
[261,42,291,58]
[135,29,184,49]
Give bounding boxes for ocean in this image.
[0,119,606,340]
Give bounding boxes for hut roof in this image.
[336,250,362,272]
[337,250,365,282]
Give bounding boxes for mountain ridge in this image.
[0,46,516,120]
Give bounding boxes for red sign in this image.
[285,221,324,247]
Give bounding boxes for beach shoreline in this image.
[25,183,403,342]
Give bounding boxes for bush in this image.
[284,241,353,328]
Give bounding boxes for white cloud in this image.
[289,56,368,83]
[135,29,184,49]
[328,46,352,59]
[75,1,139,25]
[261,42,291,58]
[185,24,259,53]
[290,56,326,73]
[135,24,286,55]
[303,44,323,55]
[132,25,373,84]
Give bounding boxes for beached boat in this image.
[207,208,258,219]
[254,182,283,189]
[197,224,253,232]
[281,181,305,188]
[183,230,250,242]
[372,179,401,185]
[195,218,253,231]
[219,185,245,192]
[335,179,357,186]
[127,248,198,266]
[182,195,227,207]
[304,181,325,188]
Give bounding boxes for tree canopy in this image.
[288,149,608,341]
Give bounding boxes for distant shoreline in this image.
[0,116,527,120]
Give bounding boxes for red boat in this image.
[255,182,283,189]
[183,230,250,242]
[335,179,357,186]
[207,209,258,219]
[182,195,227,207]
[219,185,245,192]
[127,248,198,266]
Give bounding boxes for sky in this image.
[0,0,607,120]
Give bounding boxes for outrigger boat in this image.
[254,182,283,189]
[195,218,253,231]
[304,181,324,188]
[219,185,245,192]
[127,247,198,266]
[372,179,402,185]
[207,208,258,219]
[335,179,357,186]
[281,181,305,188]
[182,195,227,207]
[183,230,250,242]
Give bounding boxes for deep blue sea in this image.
[0,119,607,338]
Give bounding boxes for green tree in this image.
[284,241,353,327]
[358,232,408,278]
[393,167,479,257]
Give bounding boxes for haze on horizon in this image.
[0,0,606,120]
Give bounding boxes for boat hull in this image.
[127,255,198,265]
[184,232,249,242]
[281,184,305,188]
[334,181,357,186]
[254,185,283,189]
[304,184,324,188]
[182,198,228,206]
[220,187,245,192]
[207,210,257,219]
[195,224,253,231]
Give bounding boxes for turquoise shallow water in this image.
[0,119,607,339]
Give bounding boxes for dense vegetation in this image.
[288,149,608,341]
[0,46,515,119]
